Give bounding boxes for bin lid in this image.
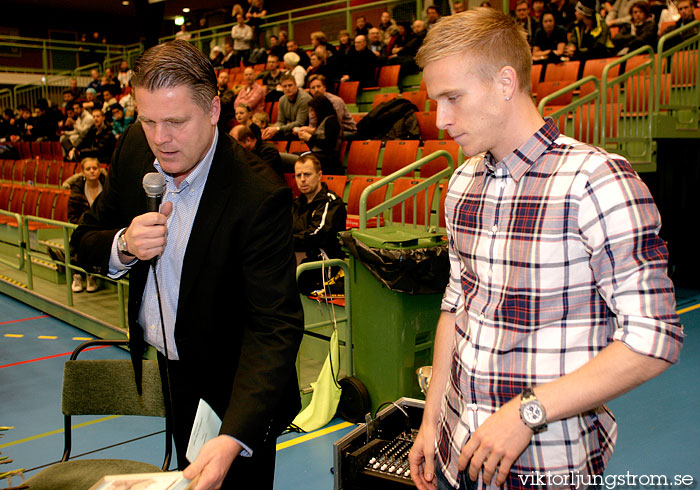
[350,226,444,249]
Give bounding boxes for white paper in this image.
[186,398,222,463]
[88,471,194,490]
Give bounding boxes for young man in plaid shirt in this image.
[408,8,684,490]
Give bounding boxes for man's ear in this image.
[498,66,517,101]
[210,96,221,125]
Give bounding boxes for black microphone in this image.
[142,172,166,213]
[142,172,167,265]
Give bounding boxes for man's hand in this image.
[119,201,172,263]
[340,75,350,82]
[457,397,532,487]
[261,126,279,140]
[409,423,438,490]
[183,435,242,490]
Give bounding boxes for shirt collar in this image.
[154,128,219,193]
[484,117,559,182]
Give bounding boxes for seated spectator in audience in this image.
[286,39,311,69]
[210,45,224,68]
[262,73,312,140]
[425,5,441,29]
[231,124,284,179]
[268,35,286,59]
[101,87,119,116]
[260,54,284,101]
[104,68,121,93]
[533,10,568,61]
[284,51,307,89]
[31,99,61,141]
[387,20,427,77]
[378,10,398,43]
[660,0,698,46]
[83,88,102,112]
[386,21,413,57]
[61,89,76,112]
[310,31,337,56]
[296,95,343,175]
[117,83,135,118]
[110,104,133,138]
[60,101,94,151]
[252,111,270,130]
[550,0,577,28]
[235,67,266,113]
[217,71,232,99]
[64,157,106,293]
[306,52,329,84]
[532,0,546,19]
[354,15,373,37]
[235,103,255,128]
[340,35,378,89]
[15,105,35,141]
[604,0,637,25]
[57,105,75,134]
[565,0,614,60]
[305,74,357,137]
[453,1,466,12]
[232,13,254,66]
[514,0,541,44]
[68,78,82,100]
[292,154,347,271]
[337,30,353,57]
[221,40,237,69]
[71,108,116,163]
[0,108,19,142]
[368,27,388,59]
[87,69,102,92]
[612,1,657,54]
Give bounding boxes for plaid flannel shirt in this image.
[438,118,684,489]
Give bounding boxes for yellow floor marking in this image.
[37,336,58,340]
[276,421,354,451]
[677,303,700,315]
[0,416,121,449]
[4,334,24,338]
[72,337,93,341]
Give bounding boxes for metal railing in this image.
[358,149,455,231]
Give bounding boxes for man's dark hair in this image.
[236,125,257,142]
[132,39,217,112]
[267,53,279,62]
[279,73,296,84]
[296,154,322,172]
[307,74,327,87]
[427,5,440,13]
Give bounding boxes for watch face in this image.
[523,402,544,424]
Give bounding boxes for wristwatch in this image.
[117,229,134,257]
[520,387,547,433]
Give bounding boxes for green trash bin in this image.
[341,227,449,413]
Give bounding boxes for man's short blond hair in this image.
[415,8,532,93]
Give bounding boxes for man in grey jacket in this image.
[262,74,311,141]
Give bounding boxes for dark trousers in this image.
[157,354,277,489]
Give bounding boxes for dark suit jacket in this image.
[70,122,304,452]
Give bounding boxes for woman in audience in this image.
[532,11,568,62]
[64,157,106,293]
[296,95,343,175]
[306,52,328,85]
[386,22,413,56]
[337,30,353,56]
[283,51,307,89]
[612,0,657,54]
[235,103,254,127]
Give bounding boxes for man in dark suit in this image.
[70,40,304,490]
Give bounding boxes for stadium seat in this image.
[346,140,381,175]
[536,80,574,106]
[381,140,420,176]
[420,140,460,178]
[321,174,347,199]
[338,81,360,105]
[415,111,439,141]
[372,92,399,109]
[401,90,427,112]
[345,176,388,228]
[283,173,300,198]
[543,60,581,82]
[390,177,436,226]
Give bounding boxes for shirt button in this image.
[467,403,478,411]
[491,225,498,233]
[150,324,156,330]
[479,313,485,322]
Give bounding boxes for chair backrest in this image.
[283,173,300,198]
[581,57,620,80]
[23,159,37,182]
[346,176,387,215]
[62,161,78,181]
[671,48,697,87]
[51,141,65,161]
[37,189,58,219]
[48,161,62,186]
[288,140,307,153]
[273,140,289,153]
[0,183,12,209]
[30,141,42,159]
[346,140,381,175]
[377,65,400,88]
[543,60,581,82]
[60,340,171,470]
[22,187,40,216]
[531,63,543,95]
[623,54,651,74]
[321,174,348,199]
[270,102,279,124]
[401,90,427,112]
[53,191,70,221]
[338,81,360,104]
[390,177,436,226]
[1,159,13,180]
[34,159,50,185]
[420,140,460,178]
[8,186,26,213]
[381,140,420,176]
[372,92,399,109]
[537,80,574,106]
[12,160,26,182]
[415,111,439,140]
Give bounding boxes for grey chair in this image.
[24,340,172,490]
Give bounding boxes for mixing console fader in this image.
[334,398,424,490]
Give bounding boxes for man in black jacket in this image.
[292,154,346,267]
